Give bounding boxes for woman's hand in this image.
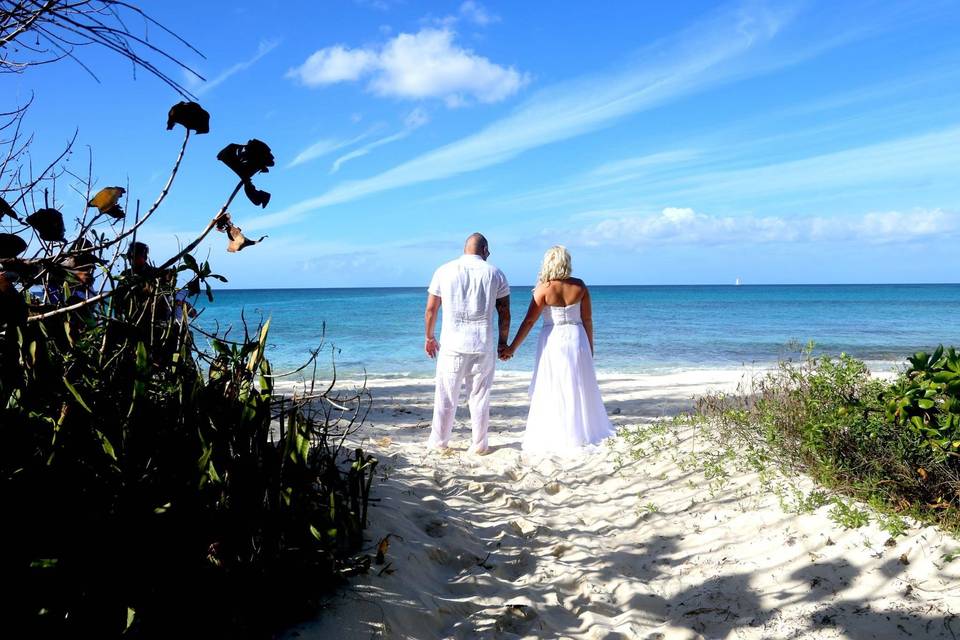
[499,344,515,361]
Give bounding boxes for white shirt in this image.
[428,254,510,354]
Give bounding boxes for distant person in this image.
[500,246,614,453]
[424,233,511,454]
[119,242,196,322]
[118,242,176,320]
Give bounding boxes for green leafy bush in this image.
[689,346,960,534]
[885,345,960,457]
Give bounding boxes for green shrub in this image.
[689,346,960,534]
[885,345,960,458]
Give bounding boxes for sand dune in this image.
[284,369,960,639]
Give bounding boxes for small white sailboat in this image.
[735,277,742,286]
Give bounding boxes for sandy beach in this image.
[284,368,960,640]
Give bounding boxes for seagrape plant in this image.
[886,345,960,458]
[1,71,375,640]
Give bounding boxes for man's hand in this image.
[425,336,439,358]
[498,342,512,361]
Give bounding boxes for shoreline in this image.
[274,358,903,393]
[264,354,912,388]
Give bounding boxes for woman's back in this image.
[538,278,586,307]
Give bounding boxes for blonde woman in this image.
[501,246,614,453]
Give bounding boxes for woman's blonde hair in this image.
[537,245,572,284]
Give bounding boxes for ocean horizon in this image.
[195,283,960,378]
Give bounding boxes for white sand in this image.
[284,368,960,639]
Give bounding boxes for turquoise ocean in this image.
[196,284,960,378]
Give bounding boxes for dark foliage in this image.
[0,232,27,257]
[167,101,211,134]
[26,208,66,242]
[217,139,275,180]
[0,100,376,637]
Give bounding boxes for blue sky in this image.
[11,0,960,287]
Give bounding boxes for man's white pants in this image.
[428,349,495,451]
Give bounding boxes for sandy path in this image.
[284,369,960,639]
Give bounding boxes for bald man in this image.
[424,233,511,454]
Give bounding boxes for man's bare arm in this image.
[495,295,511,353]
[425,293,441,358]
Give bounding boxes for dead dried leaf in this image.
[88,187,126,218]
[242,180,271,208]
[215,212,267,252]
[167,101,210,134]
[0,233,28,258]
[26,208,65,242]
[217,139,274,180]
[375,535,391,564]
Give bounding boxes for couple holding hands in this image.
[424,233,614,456]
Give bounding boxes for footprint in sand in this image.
[450,604,539,639]
[493,549,535,582]
[427,545,477,570]
[542,480,563,496]
[424,519,447,538]
[505,496,531,513]
[479,483,504,499]
[466,481,485,495]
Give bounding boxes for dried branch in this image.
[1,0,203,98]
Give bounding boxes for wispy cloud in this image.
[286,27,527,106]
[621,125,960,205]
[491,149,705,212]
[569,206,958,247]
[459,1,499,26]
[330,107,429,173]
[352,0,399,11]
[250,2,796,231]
[195,39,280,96]
[288,125,384,169]
[500,109,960,213]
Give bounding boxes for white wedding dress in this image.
[522,301,615,454]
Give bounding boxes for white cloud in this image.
[195,39,280,96]
[290,45,377,85]
[573,207,958,247]
[287,27,527,105]
[330,107,430,173]
[459,1,499,26]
